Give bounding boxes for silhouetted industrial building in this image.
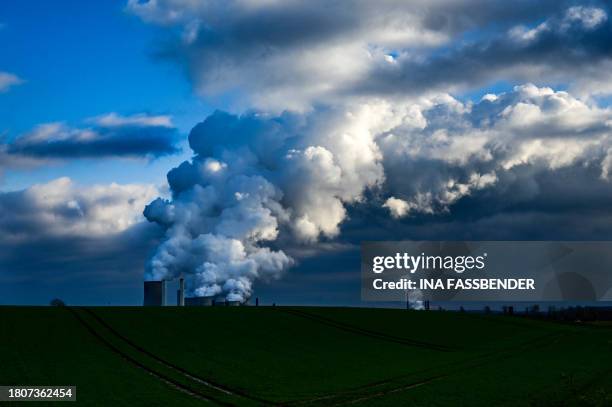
[185,296,214,306]
[144,281,166,306]
[183,296,244,306]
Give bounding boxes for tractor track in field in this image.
[69,306,573,407]
[278,308,455,352]
[77,306,455,406]
[329,332,565,406]
[80,307,273,406]
[285,374,446,407]
[331,375,446,406]
[286,322,565,406]
[85,306,453,406]
[66,306,233,406]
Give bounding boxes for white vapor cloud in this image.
[0,72,23,93]
[0,178,159,243]
[143,103,393,299]
[92,112,173,128]
[383,197,412,219]
[5,113,179,159]
[564,6,607,29]
[378,84,612,216]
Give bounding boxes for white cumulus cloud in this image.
[0,71,23,93]
[0,178,159,243]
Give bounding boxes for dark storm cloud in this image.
[255,161,612,306]
[128,0,606,110]
[0,223,160,283]
[355,4,612,97]
[172,0,566,51]
[0,222,163,305]
[0,178,164,305]
[5,114,180,160]
[342,161,612,242]
[130,0,566,39]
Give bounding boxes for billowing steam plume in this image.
[145,86,612,301]
[143,104,390,300]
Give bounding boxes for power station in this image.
[143,279,245,307]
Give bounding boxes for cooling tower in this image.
[143,280,166,306]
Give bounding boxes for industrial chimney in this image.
[177,277,185,306]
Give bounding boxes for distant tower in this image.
[177,277,185,306]
[144,281,166,306]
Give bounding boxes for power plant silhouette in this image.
[143,278,243,307]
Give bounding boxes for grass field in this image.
[1,306,611,406]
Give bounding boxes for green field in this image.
[1,306,611,406]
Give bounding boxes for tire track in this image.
[66,306,233,406]
[338,332,566,406]
[82,308,272,406]
[279,308,455,352]
[72,306,568,407]
[332,375,445,406]
[82,306,451,406]
[287,328,565,406]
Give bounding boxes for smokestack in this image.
[177,277,185,306]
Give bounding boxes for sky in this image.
[1,0,612,305]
